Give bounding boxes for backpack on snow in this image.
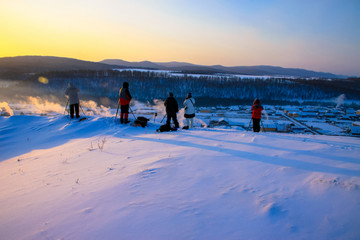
[134,116,149,128]
[157,124,177,132]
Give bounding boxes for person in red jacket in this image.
[251,98,263,132]
[119,82,132,124]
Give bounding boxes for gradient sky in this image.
[1,0,360,76]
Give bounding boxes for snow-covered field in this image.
[1,111,360,240]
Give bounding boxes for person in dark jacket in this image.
[65,83,80,119]
[119,82,132,124]
[251,98,263,132]
[164,92,179,128]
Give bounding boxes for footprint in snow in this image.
[262,202,287,217]
[81,207,94,214]
[140,168,160,178]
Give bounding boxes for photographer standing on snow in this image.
[164,92,179,129]
[183,92,195,129]
[251,98,263,132]
[65,82,80,119]
[119,81,132,124]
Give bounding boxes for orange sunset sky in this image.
[1,0,360,76]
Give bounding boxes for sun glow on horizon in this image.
[1,0,360,76]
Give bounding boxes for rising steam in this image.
[25,96,63,114]
[0,102,14,116]
[335,94,346,108]
[79,100,112,117]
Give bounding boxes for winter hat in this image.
[123,82,129,88]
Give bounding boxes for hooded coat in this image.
[251,99,263,119]
[184,97,195,116]
[119,82,132,105]
[65,83,80,105]
[164,96,178,114]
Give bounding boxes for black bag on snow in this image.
[134,116,149,127]
[157,124,177,132]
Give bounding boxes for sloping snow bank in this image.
[0,115,360,240]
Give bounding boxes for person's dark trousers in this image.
[120,104,129,123]
[166,112,179,128]
[252,118,261,132]
[70,104,80,119]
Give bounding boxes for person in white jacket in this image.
[183,93,195,129]
[65,82,80,119]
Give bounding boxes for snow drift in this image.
[0,114,359,240]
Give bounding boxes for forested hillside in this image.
[21,70,360,106]
[0,56,117,80]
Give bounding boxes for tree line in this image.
[22,70,360,107]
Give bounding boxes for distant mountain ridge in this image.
[0,56,345,79]
[100,59,343,78]
[0,56,116,74]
